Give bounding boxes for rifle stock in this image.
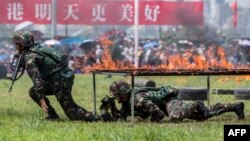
[9,53,25,93]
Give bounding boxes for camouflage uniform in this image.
[102,80,245,122]
[12,31,97,121]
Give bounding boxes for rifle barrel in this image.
[8,81,14,93]
[8,52,25,93]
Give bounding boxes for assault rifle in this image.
[100,96,122,121]
[8,52,26,93]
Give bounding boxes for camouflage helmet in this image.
[12,31,34,47]
[109,80,131,96]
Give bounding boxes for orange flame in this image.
[92,45,135,70]
[90,45,249,74]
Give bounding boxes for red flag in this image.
[231,1,237,28]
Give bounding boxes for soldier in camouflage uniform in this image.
[12,31,99,122]
[100,80,245,122]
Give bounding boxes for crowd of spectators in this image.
[0,41,16,73]
[1,31,250,74]
[0,41,15,62]
[60,37,250,74]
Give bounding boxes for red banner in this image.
[0,0,52,24]
[0,0,203,25]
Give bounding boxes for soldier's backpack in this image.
[30,45,68,64]
[30,45,68,78]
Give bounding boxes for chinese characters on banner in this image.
[0,0,203,25]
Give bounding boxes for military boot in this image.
[45,108,59,120]
[227,102,245,120]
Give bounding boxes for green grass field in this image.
[0,74,249,141]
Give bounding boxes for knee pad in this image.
[193,100,209,120]
[29,88,36,98]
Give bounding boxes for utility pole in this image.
[134,0,139,68]
[51,0,57,39]
[131,0,139,127]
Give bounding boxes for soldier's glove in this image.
[101,96,109,107]
[100,96,115,108]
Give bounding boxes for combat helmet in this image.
[12,31,34,47]
[109,80,131,96]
